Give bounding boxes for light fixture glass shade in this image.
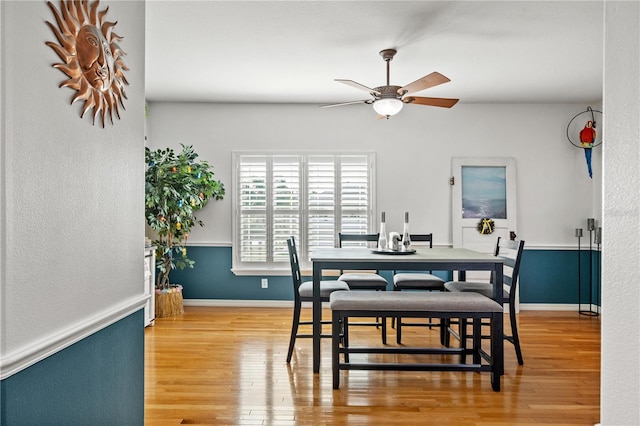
[373,98,403,116]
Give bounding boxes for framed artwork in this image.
[461,166,507,219]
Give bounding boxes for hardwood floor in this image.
[145,306,600,425]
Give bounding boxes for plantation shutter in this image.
[234,152,374,271]
[272,156,301,263]
[307,156,336,253]
[340,156,370,234]
[238,156,267,262]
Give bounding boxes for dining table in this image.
[310,246,505,374]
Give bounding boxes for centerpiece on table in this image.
[145,144,225,317]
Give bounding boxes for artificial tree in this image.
[145,144,225,290]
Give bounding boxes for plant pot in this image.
[155,284,184,318]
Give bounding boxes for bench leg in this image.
[491,311,503,391]
[472,318,482,365]
[443,318,451,347]
[343,317,349,364]
[439,318,447,346]
[459,318,467,364]
[382,316,387,345]
[332,310,341,389]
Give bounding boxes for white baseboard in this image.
[520,303,601,313]
[184,299,293,308]
[520,303,577,311]
[185,299,596,313]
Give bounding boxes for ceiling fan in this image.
[321,48,459,119]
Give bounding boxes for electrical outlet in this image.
[261,278,268,289]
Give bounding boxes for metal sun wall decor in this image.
[566,107,603,179]
[45,0,129,127]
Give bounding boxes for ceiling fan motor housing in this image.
[373,85,403,99]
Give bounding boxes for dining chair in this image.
[286,236,350,363]
[444,236,526,365]
[337,232,388,343]
[392,233,446,344]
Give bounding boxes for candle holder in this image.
[594,227,601,315]
[577,219,600,316]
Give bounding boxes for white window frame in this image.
[232,151,376,274]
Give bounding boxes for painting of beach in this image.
[461,166,507,219]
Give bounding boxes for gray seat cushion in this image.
[394,273,445,290]
[299,280,350,298]
[330,290,502,313]
[338,273,387,289]
[444,281,509,300]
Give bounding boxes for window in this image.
[233,152,375,272]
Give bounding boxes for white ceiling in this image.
[145,1,604,106]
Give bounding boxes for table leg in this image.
[491,311,504,390]
[332,310,341,389]
[493,262,505,378]
[312,263,321,374]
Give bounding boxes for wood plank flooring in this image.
[145,306,600,425]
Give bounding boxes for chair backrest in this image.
[394,234,434,274]
[338,233,379,248]
[338,233,380,274]
[406,233,433,248]
[495,236,525,303]
[287,237,303,299]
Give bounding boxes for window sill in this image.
[231,268,342,277]
[231,268,290,276]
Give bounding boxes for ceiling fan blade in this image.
[335,79,381,96]
[320,100,372,108]
[398,72,451,95]
[404,96,459,108]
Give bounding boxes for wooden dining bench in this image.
[330,290,504,391]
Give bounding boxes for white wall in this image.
[0,0,146,378]
[601,2,640,424]
[147,101,602,248]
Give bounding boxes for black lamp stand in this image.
[577,218,600,316]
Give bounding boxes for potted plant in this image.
[145,144,225,317]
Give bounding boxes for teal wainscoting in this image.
[170,246,601,306]
[519,249,600,305]
[0,310,144,426]
[170,246,293,300]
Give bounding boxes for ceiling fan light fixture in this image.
[373,98,403,117]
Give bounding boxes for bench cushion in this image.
[330,290,502,313]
